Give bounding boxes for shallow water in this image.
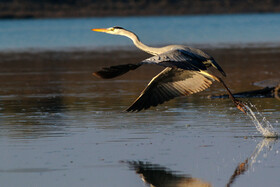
[0,47,280,186]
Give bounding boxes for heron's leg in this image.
[217,77,247,114]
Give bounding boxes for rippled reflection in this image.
[227,138,278,187]
[126,161,212,187]
[125,138,278,187]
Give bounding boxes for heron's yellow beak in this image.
[91,28,108,33]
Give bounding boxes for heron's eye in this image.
[110,28,115,31]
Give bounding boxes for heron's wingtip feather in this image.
[93,63,141,79]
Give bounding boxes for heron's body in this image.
[92,26,246,113]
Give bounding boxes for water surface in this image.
[0,13,280,51]
[0,47,279,186]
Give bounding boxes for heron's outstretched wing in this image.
[126,68,214,112]
[142,49,226,77]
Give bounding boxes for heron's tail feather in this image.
[93,63,142,79]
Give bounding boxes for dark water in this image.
[0,47,279,186]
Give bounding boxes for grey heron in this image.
[92,26,246,113]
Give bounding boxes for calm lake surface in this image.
[0,14,280,187]
[0,13,280,51]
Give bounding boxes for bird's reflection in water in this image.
[125,138,278,187]
[125,161,212,187]
[227,138,278,187]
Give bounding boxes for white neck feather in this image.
[121,30,163,55]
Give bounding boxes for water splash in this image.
[245,102,278,138]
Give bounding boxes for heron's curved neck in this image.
[122,30,162,55]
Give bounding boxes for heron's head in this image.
[92,26,127,36]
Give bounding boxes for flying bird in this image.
[92,26,246,113]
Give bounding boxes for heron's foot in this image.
[234,99,247,114]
